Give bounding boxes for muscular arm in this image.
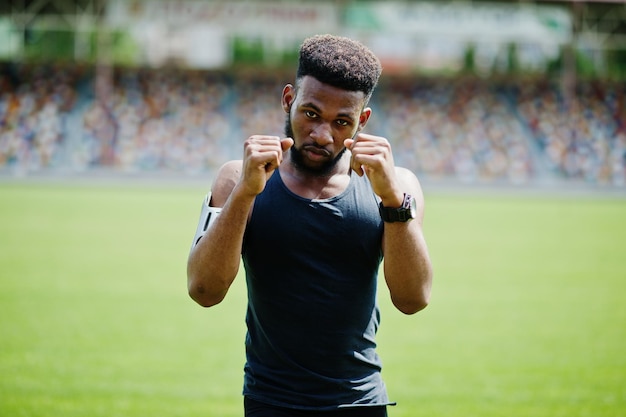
[381,168,433,315]
[186,161,252,307]
[345,134,433,315]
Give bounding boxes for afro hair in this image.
[296,34,382,99]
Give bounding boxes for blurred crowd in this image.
[1,62,624,186]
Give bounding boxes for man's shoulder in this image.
[219,160,243,176]
[394,166,420,186]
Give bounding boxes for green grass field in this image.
[1,181,625,417]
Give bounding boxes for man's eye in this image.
[336,120,349,127]
[305,110,318,118]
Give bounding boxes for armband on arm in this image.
[190,193,222,250]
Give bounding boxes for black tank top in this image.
[241,169,392,410]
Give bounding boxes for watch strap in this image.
[379,193,414,223]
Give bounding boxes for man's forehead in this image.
[295,76,366,112]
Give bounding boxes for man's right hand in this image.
[240,135,293,196]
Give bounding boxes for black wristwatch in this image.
[379,193,417,223]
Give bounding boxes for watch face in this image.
[409,196,417,219]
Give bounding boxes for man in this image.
[187,34,433,416]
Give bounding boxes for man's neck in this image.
[280,154,352,200]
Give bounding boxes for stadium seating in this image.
[1,63,624,186]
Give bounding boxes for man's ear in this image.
[358,107,372,131]
[282,84,295,113]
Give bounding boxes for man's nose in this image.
[310,123,333,145]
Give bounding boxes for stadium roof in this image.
[1,0,624,50]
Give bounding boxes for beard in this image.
[284,112,347,177]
